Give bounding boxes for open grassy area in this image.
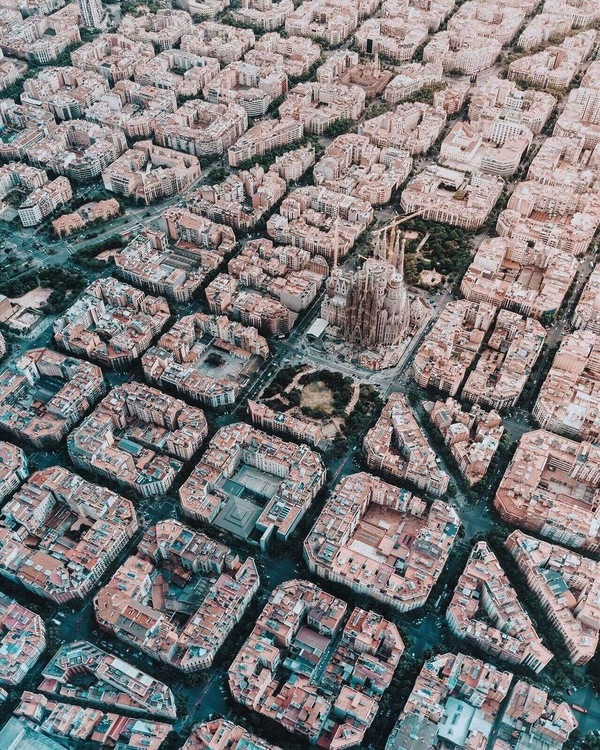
[300,380,335,416]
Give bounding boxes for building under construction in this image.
[321,219,416,367]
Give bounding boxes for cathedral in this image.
[321,221,415,367]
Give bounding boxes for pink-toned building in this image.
[534,330,600,443]
[424,398,504,486]
[179,422,325,544]
[314,133,411,205]
[95,520,259,671]
[0,466,138,603]
[413,300,496,396]
[54,277,171,369]
[364,393,450,496]
[0,594,46,685]
[229,580,404,746]
[0,348,105,448]
[155,99,248,158]
[507,530,600,665]
[39,640,176,718]
[305,471,459,611]
[401,165,504,230]
[69,382,207,497]
[495,429,600,553]
[461,236,577,319]
[184,720,281,750]
[143,313,268,408]
[446,541,553,673]
[360,101,447,155]
[13,692,171,749]
[0,440,28,502]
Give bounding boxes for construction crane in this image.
[371,211,422,239]
[356,211,422,265]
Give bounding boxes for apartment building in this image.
[424,398,504,486]
[143,313,269,407]
[71,34,155,84]
[12,693,170,749]
[102,141,200,204]
[440,120,530,177]
[508,30,598,90]
[507,530,600,665]
[280,81,365,135]
[364,393,450,496]
[69,382,208,496]
[423,29,501,75]
[54,277,171,369]
[386,652,513,750]
[360,101,447,155]
[495,429,600,553]
[401,165,504,230]
[314,133,412,205]
[0,100,57,160]
[85,81,177,140]
[469,77,557,138]
[267,185,373,261]
[25,120,127,183]
[252,32,321,78]
[413,300,496,395]
[386,652,576,750]
[155,99,248,158]
[204,59,287,117]
[518,13,572,52]
[179,422,325,544]
[354,18,428,62]
[383,61,443,104]
[285,0,359,46]
[305,471,459,611]
[247,399,328,449]
[0,161,50,201]
[574,266,600,333]
[22,65,109,120]
[184,720,281,750]
[0,3,80,64]
[39,641,176,719]
[447,1,526,46]
[0,348,105,448]
[0,594,46,685]
[18,175,72,227]
[229,580,403,746]
[496,180,600,256]
[461,236,577,318]
[534,330,600,442]
[462,310,547,411]
[188,166,287,231]
[0,441,28,502]
[134,49,220,99]
[205,273,295,335]
[447,542,553,673]
[115,215,234,302]
[0,466,138,603]
[181,21,255,63]
[528,136,600,190]
[381,0,455,33]
[227,118,303,167]
[227,237,324,312]
[261,145,312,184]
[95,520,259,671]
[554,85,600,149]
[52,197,120,237]
[119,9,193,50]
